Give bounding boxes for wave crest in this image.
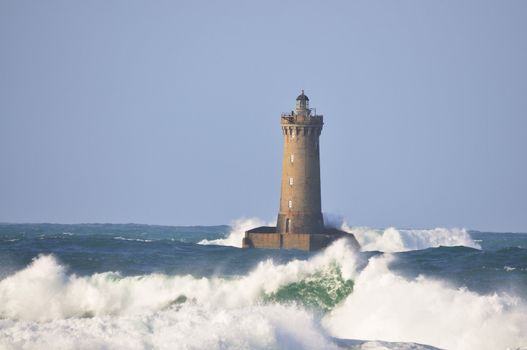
[324,254,527,350]
[263,263,354,311]
[1,238,525,350]
[198,218,271,247]
[0,240,359,322]
[342,224,481,252]
[198,217,481,253]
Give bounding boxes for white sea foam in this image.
[0,241,358,349]
[0,304,338,350]
[341,224,480,252]
[198,218,272,248]
[199,217,480,253]
[324,254,527,350]
[0,240,359,322]
[1,240,525,350]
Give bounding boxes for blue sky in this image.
[1,1,526,232]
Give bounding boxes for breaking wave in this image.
[324,254,527,350]
[0,303,337,350]
[0,240,359,322]
[198,217,481,253]
[263,263,354,312]
[341,224,481,252]
[0,241,357,350]
[0,240,525,349]
[198,218,271,248]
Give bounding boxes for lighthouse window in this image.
[290,154,294,163]
[288,200,293,208]
[289,177,293,186]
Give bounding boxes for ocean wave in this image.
[198,218,272,248]
[263,263,354,312]
[1,240,525,350]
[342,224,481,252]
[0,240,359,322]
[324,254,527,350]
[197,217,481,253]
[0,244,434,350]
[0,304,338,350]
[0,308,443,350]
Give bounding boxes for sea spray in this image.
[0,241,360,349]
[1,227,526,350]
[197,217,481,253]
[324,254,527,350]
[0,304,340,350]
[0,240,359,321]
[198,218,272,247]
[341,224,481,252]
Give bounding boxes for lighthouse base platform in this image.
[242,227,360,252]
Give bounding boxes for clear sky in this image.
[1,1,526,232]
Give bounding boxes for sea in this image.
[0,219,526,350]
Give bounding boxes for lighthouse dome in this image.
[296,90,309,101]
[295,90,310,113]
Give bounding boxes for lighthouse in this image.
[243,91,359,251]
[276,90,324,235]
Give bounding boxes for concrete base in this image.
[242,226,360,252]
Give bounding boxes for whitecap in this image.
[1,241,526,350]
[113,236,153,243]
[324,254,527,350]
[341,224,480,252]
[198,217,273,248]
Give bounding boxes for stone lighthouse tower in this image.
[243,91,359,251]
[276,90,324,235]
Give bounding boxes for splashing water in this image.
[324,254,527,349]
[0,222,525,350]
[198,217,481,253]
[341,224,481,252]
[198,218,272,247]
[0,240,359,322]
